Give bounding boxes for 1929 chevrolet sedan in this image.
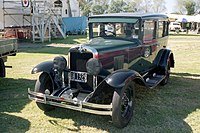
[28,13,175,128]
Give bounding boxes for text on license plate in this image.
[70,71,87,83]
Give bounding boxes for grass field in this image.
[0,34,200,133]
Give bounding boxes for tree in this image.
[78,0,109,16]
[78,0,167,16]
[152,0,166,13]
[196,0,200,11]
[108,0,139,13]
[185,0,196,15]
[92,4,108,15]
[123,1,137,12]
[77,0,87,11]
[142,0,153,13]
[67,0,72,17]
[135,0,166,13]
[175,0,197,15]
[108,0,127,13]
[81,2,92,16]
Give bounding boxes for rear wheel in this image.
[35,72,55,112]
[160,59,170,85]
[0,59,5,77]
[112,82,135,128]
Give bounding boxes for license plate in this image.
[70,71,87,83]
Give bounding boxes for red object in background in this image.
[4,29,17,38]
[4,27,31,39]
[22,0,29,7]
[17,32,24,39]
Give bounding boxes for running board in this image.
[145,74,165,88]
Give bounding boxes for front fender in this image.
[105,69,144,88]
[31,61,53,74]
[87,69,144,104]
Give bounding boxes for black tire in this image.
[112,82,135,128]
[0,59,6,77]
[35,72,55,112]
[160,59,171,85]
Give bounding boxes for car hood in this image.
[85,37,139,52]
[69,37,140,54]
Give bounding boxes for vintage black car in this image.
[28,13,175,128]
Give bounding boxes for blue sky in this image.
[166,0,176,13]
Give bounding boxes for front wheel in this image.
[35,72,55,112]
[112,82,135,128]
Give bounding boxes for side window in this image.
[163,21,169,36]
[143,20,156,42]
[158,21,164,38]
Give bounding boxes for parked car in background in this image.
[28,13,175,128]
[169,22,181,31]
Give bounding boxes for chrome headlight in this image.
[53,56,67,71]
[86,58,102,75]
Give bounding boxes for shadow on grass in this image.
[23,46,70,55]
[18,35,87,45]
[48,35,87,44]
[18,44,70,55]
[41,72,200,132]
[17,35,88,55]
[169,33,200,37]
[0,78,35,132]
[171,72,200,77]
[0,113,30,133]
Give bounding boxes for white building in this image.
[0,0,4,29]
[0,0,80,29]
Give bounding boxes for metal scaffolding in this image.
[2,0,66,42]
[3,0,32,28]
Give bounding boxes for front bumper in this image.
[28,88,112,116]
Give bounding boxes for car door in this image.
[139,19,158,73]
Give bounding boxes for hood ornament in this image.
[78,45,86,53]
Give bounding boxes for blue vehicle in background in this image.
[62,16,87,35]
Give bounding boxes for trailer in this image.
[0,38,17,77]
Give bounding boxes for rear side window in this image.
[163,21,169,36]
[158,21,164,38]
[143,20,156,42]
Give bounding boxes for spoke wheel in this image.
[112,82,135,128]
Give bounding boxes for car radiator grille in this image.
[70,52,93,92]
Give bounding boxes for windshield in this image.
[90,22,140,40]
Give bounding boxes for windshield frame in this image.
[88,17,141,41]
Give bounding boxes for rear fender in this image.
[153,49,175,68]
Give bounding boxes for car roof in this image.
[89,13,168,19]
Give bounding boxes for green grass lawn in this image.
[0,35,200,133]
